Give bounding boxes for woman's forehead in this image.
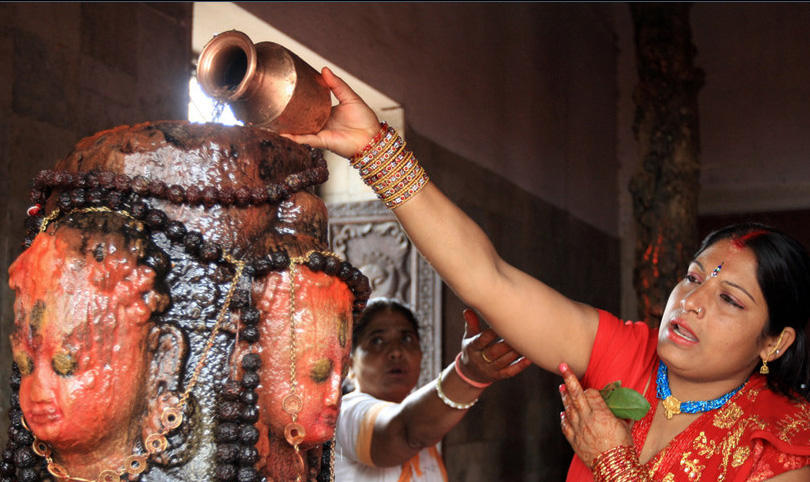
[696,238,757,267]
[695,239,764,298]
[363,312,417,336]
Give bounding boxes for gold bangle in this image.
[384,171,429,209]
[350,122,390,166]
[357,134,402,177]
[381,164,425,201]
[351,126,398,170]
[361,139,406,182]
[368,152,415,190]
[592,445,651,482]
[435,375,477,410]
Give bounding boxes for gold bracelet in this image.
[380,164,425,201]
[435,375,477,410]
[382,171,422,204]
[592,445,651,482]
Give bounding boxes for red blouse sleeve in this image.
[580,309,659,394]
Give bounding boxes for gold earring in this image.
[759,357,770,375]
[760,331,785,375]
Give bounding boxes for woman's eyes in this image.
[684,271,745,310]
[366,333,419,351]
[720,293,744,309]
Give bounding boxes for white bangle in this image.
[435,375,477,410]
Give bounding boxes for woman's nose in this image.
[681,289,706,316]
[387,342,405,359]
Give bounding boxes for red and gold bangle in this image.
[591,445,652,482]
[360,137,405,180]
[382,170,428,209]
[368,153,416,190]
[364,150,411,187]
[355,130,399,171]
[350,122,389,165]
[379,163,423,199]
[350,124,397,170]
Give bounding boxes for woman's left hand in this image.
[457,309,532,385]
[558,363,634,468]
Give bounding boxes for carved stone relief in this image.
[327,200,443,386]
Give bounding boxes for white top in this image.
[334,391,448,482]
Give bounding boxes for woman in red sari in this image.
[286,67,810,481]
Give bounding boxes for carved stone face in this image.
[247,267,353,449]
[8,223,163,454]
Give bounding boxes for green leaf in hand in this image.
[599,381,650,421]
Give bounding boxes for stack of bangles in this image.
[349,122,429,209]
[591,445,651,482]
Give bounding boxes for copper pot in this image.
[196,30,331,135]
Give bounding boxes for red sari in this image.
[565,310,810,481]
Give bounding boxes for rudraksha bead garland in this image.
[23,168,372,318]
[214,354,262,482]
[28,149,327,210]
[2,363,43,482]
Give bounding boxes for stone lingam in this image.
[3,35,370,482]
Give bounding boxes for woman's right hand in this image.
[283,67,382,159]
[457,309,532,385]
[558,362,634,468]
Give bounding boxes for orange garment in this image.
[566,310,810,481]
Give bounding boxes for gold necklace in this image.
[283,256,306,481]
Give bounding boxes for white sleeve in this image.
[335,391,391,465]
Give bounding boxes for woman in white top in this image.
[335,298,530,481]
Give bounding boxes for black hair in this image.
[696,222,810,401]
[351,298,420,353]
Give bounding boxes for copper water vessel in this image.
[196,30,331,134]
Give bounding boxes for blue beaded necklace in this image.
[656,361,747,420]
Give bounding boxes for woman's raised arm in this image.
[287,67,599,375]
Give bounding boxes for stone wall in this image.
[0,2,193,433]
